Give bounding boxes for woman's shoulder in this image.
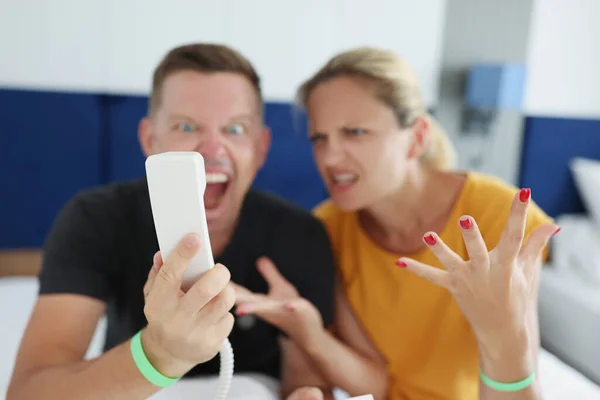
[462,171,520,202]
[312,198,353,227]
[312,198,339,220]
[459,171,531,215]
[459,171,553,238]
[311,199,358,250]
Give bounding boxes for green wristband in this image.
[480,365,535,392]
[130,330,181,388]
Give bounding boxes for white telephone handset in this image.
[146,151,216,291]
[146,151,233,400]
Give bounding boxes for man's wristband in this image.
[130,330,181,388]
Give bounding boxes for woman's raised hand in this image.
[231,257,324,347]
[396,188,560,350]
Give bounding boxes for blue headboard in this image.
[0,89,104,248]
[519,115,600,218]
[0,88,326,249]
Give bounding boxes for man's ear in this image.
[257,125,272,168]
[138,117,154,157]
[407,117,430,159]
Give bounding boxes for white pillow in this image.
[570,157,600,227]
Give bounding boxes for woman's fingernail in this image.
[286,304,296,312]
[423,233,437,246]
[459,216,473,230]
[395,259,407,268]
[519,188,531,203]
[236,309,247,316]
[553,226,562,236]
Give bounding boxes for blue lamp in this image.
[461,63,527,134]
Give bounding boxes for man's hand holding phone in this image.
[140,233,235,378]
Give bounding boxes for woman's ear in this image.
[407,117,430,159]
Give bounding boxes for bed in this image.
[520,115,600,396]
[1,275,600,399]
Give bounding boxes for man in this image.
[7,43,334,400]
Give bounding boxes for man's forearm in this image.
[302,329,388,399]
[478,330,540,400]
[8,339,162,400]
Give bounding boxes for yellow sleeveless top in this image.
[313,172,553,400]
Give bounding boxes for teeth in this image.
[206,172,228,184]
[333,173,357,184]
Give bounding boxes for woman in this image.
[234,47,560,400]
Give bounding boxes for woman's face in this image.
[306,76,426,211]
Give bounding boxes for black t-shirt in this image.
[38,178,335,379]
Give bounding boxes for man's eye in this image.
[308,133,326,143]
[177,122,197,133]
[226,123,246,135]
[344,128,367,136]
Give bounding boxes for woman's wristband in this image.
[480,364,535,392]
[130,330,181,388]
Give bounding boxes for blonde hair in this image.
[297,47,457,170]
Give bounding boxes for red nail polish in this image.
[423,233,437,246]
[459,217,473,230]
[396,260,407,268]
[553,227,561,236]
[286,304,296,312]
[519,188,531,203]
[236,310,247,316]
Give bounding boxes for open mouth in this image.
[330,172,358,191]
[204,172,229,210]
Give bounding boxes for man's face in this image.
[139,70,270,235]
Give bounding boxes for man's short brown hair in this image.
[149,43,263,117]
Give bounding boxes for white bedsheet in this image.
[538,348,600,399]
[1,276,599,399]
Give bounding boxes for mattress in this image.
[2,276,600,399]
[538,349,600,399]
[539,265,600,384]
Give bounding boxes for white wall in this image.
[524,0,600,118]
[0,0,447,105]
